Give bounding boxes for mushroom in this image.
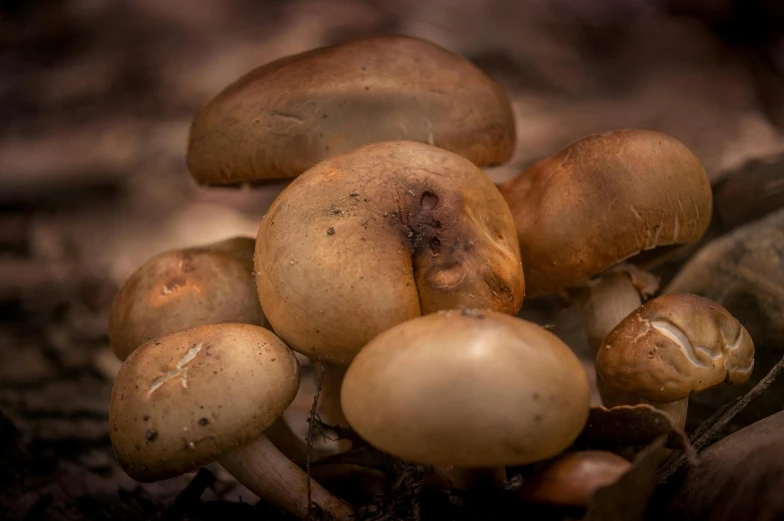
[109,323,354,520]
[596,293,755,428]
[521,451,632,507]
[187,35,515,186]
[109,237,266,361]
[498,129,713,353]
[340,309,591,490]
[255,140,525,367]
[108,237,325,469]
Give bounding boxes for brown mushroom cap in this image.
[498,129,712,297]
[109,323,299,482]
[597,293,755,402]
[340,309,590,466]
[109,237,267,360]
[255,141,525,365]
[187,35,516,185]
[522,451,632,507]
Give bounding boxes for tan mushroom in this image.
[521,451,632,507]
[109,323,354,520]
[340,309,591,489]
[109,237,266,361]
[596,293,755,427]
[187,35,515,186]
[498,129,712,352]
[255,140,524,366]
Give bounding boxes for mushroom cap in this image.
[109,237,267,361]
[340,309,590,467]
[255,141,525,365]
[187,35,515,185]
[597,293,755,402]
[498,129,712,297]
[522,451,632,507]
[109,323,300,482]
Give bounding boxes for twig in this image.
[657,355,784,484]
[306,362,327,520]
[146,468,215,521]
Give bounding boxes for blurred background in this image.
[1,0,783,517]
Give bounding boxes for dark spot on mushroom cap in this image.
[162,276,187,294]
[534,414,543,423]
[142,415,149,421]
[198,418,209,426]
[533,392,540,400]
[145,429,158,442]
[429,237,441,255]
[327,227,335,235]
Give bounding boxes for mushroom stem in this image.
[450,466,508,491]
[218,433,355,520]
[320,363,352,452]
[569,269,644,354]
[264,416,331,468]
[599,383,689,430]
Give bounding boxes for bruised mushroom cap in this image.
[522,451,632,507]
[255,141,525,365]
[187,35,516,185]
[109,237,267,361]
[109,323,300,482]
[597,293,755,402]
[499,129,712,297]
[340,309,590,467]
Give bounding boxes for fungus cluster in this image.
[106,35,756,519]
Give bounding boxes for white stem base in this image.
[219,434,354,520]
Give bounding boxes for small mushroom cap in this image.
[109,323,300,482]
[187,35,515,185]
[499,129,712,297]
[597,293,755,402]
[255,140,524,365]
[340,309,590,467]
[109,237,267,361]
[522,451,632,507]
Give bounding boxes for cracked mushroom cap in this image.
[109,323,300,482]
[187,35,516,185]
[255,141,525,365]
[109,237,267,361]
[498,129,712,297]
[340,310,591,467]
[597,293,755,402]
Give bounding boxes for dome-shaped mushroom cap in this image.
[522,451,632,507]
[499,129,712,297]
[109,323,300,482]
[340,309,590,467]
[109,237,267,361]
[187,35,516,185]
[597,293,755,402]
[255,141,525,365]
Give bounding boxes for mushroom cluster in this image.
[106,35,756,519]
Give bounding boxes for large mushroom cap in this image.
[255,141,524,365]
[597,293,755,402]
[109,323,300,482]
[499,129,712,297]
[187,35,516,185]
[340,309,590,467]
[109,237,266,360]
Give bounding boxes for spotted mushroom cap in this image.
[499,129,713,297]
[109,237,267,361]
[109,323,300,482]
[597,293,755,402]
[340,309,591,467]
[255,140,524,365]
[187,35,516,185]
